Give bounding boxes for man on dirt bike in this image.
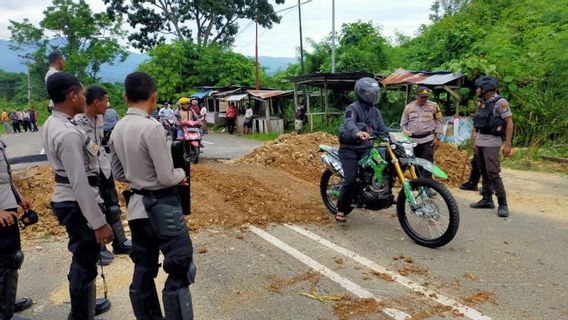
[335,77,388,222]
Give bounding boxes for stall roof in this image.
[247,90,293,100]
[288,72,380,91]
[224,94,248,102]
[382,68,464,87]
[190,90,212,99]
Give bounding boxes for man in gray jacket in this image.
[336,77,388,222]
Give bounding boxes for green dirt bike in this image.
[319,132,459,248]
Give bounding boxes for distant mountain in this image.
[256,56,297,75]
[0,39,295,81]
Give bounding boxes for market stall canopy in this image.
[247,90,293,100]
[381,68,464,87]
[190,90,212,99]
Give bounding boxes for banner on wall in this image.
[440,116,473,145]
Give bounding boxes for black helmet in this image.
[354,77,380,105]
[475,76,499,92]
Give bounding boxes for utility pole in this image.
[18,54,32,106]
[255,18,260,90]
[331,0,336,73]
[298,0,305,74]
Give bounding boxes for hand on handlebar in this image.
[357,131,371,140]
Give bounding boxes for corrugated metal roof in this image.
[247,90,293,99]
[382,68,464,86]
[224,94,249,102]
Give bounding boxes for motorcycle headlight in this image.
[402,142,414,157]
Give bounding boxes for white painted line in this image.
[285,224,491,320]
[40,148,45,155]
[202,141,214,145]
[249,226,411,320]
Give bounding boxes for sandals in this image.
[335,212,347,223]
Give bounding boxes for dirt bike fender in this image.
[399,157,448,180]
[190,141,199,147]
[320,154,344,177]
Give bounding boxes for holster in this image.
[136,188,187,239]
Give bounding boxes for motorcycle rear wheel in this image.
[320,169,352,216]
[396,178,459,248]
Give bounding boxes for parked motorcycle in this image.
[319,132,459,248]
[178,119,203,164]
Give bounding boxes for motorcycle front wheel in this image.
[396,178,459,248]
[189,145,200,164]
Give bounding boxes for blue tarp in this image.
[190,90,211,99]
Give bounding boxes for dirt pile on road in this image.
[235,132,338,184]
[14,161,329,240]
[13,166,65,240]
[236,132,469,187]
[434,143,470,187]
[188,163,328,230]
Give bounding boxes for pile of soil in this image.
[14,161,330,240]
[234,132,338,184]
[236,132,469,187]
[13,166,65,240]
[333,297,387,320]
[434,143,470,187]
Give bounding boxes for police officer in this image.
[109,72,196,319]
[75,86,132,263]
[0,140,33,319]
[470,76,514,217]
[400,86,444,179]
[336,77,388,223]
[41,72,113,319]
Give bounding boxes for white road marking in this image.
[40,148,45,155]
[285,224,492,320]
[249,226,411,320]
[202,141,214,145]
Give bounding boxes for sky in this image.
[0,0,435,57]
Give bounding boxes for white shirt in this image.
[45,67,60,107]
[245,108,253,119]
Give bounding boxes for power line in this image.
[234,4,299,51]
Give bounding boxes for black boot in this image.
[459,181,479,191]
[130,287,164,320]
[470,191,495,209]
[111,221,132,255]
[0,269,17,320]
[68,281,96,320]
[95,297,111,315]
[497,197,509,217]
[163,287,193,320]
[14,297,33,313]
[98,245,114,266]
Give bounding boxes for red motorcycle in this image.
[178,119,203,164]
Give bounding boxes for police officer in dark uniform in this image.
[41,72,114,319]
[74,86,132,264]
[110,72,196,319]
[335,77,388,223]
[470,76,514,217]
[0,140,33,319]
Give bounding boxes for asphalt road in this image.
[2,131,262,170]
[6,131,568,319]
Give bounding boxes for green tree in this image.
[104,0,285,51]
[138,40,268,102]
[9,0,127,81]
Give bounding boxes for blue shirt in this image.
[103,108,120,131]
